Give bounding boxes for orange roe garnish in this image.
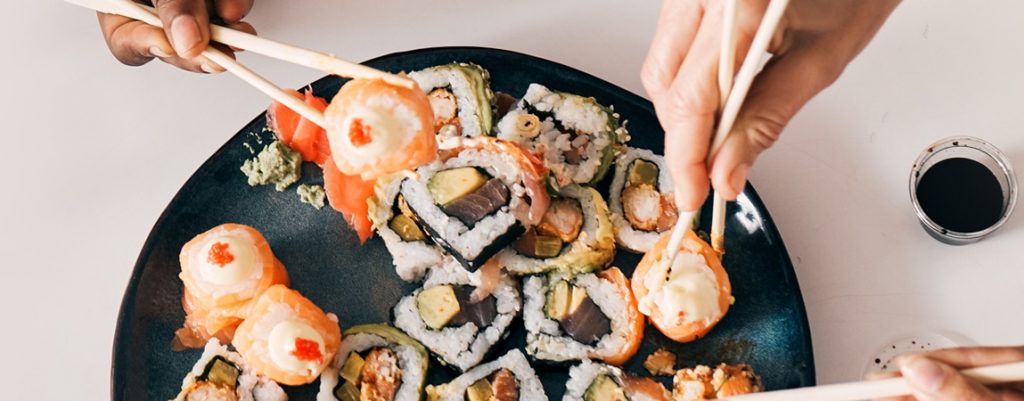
[349,118,372,147]
[292,337,323,362]
[207,242,234,267]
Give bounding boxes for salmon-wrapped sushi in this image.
[172,338,287,401]
[233,285,342,386]
[175,224,290,349]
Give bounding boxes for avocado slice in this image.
[427,167,488,206]
[628,159,659,187]
[390,214,426,241]
[584,375,628,401]
[201,356,240,389]
[417,285,461,329]
[340,352,365,385]
[545,280,572,320]
[334,381,361,401]
[466,378,494,401]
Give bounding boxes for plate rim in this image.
[110,46,815,400]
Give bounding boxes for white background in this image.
[3,1,1023,400]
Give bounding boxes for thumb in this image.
[708,45,844,200]
[901,356,997,401]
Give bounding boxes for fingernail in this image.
[902,357,945,394]
[170,15,201,56]
[200,63,218,74]
[729,164,750,194]
[149,46,171,58]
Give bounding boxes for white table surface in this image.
[4,1,1023,399]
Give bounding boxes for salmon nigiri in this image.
[233,285,342,386]
[174,224,290,349]
[325,78,437,180]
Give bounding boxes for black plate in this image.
[112,47,814,401]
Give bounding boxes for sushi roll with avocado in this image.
[564,360,670,401]
[608,148,684,253]
[496,83,628,189]
[393,259,521,371]
[318,324,429,401]
[498,184,616,276]
[172,338,286,401]
[399,138,549,271]
[409,63,495,139]
[369,173,446,281]
[426,349,546,401]
[523,267,644,365]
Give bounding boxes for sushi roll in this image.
[409,63,496,139]
[175,224,290,350]
[233,285,342,386]
[564,360,670,401]
[172,338,286,401]
[399,138,549,271]
[673,364,762,401]
[496,83,627,189]
[608,148,682,253]
[318,324,429,401]
[426,349,546,401]
[498,184,615,276]
[393,259,521,371]
[631,231,732,343]
[369,173,445,281]
[522,267,644,365]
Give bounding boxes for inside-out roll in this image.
[172,338,287,401]
[318,324,428,401]
[564,360,669,401]
[426,349,547,401]
[496,83,628,189]
[399,138,547,271]
[498,184,615,276]
[393,258,521,371]
[409,63,496,140]
[369,173,445,281]
[608,147,682,253]
[523,267,643,365]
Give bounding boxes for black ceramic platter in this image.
[111,47,814,401]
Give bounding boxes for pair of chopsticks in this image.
[662,0,788,265]
[724,361,1024,401]
[67,0,415,129]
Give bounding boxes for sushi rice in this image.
[172,338,286,401]
[393,258,521,371]
[427,349,546,401]
[497,185,616,275]
[523,271,635,363]
[317,324,428,401]
[368,173,445,281]
[409,63,495,140]
[496,83,627,188]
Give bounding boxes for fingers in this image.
[707,40,844,199]
[641,0,702,113]
[154,0,211,58]
[900,355,1000,401]
[98,13,175,66]
[913,346,1024,370]
[216,0,255,23]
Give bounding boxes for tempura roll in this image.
[317,324,429,401]
[427,349,547,401]
[564,360,670,401]
[172,338,286,401]
[409,63,496,139]
[608,148,682,253]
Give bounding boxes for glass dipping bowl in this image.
[909,136,1018,245]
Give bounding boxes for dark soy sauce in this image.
[916,157,1004,233]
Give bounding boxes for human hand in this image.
[871,346,1024,401]
[97,0,256,73]
[641,0,900,210]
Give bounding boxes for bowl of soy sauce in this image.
[910,136,1018,245]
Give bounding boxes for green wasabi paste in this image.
[241,141,301,191]
[297,184,326,209]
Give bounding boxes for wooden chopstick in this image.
[720,361,1024,401]
[67,0,413,89]
[664,0,789,265]
[710,0,740,253]
[68,0,327,128]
